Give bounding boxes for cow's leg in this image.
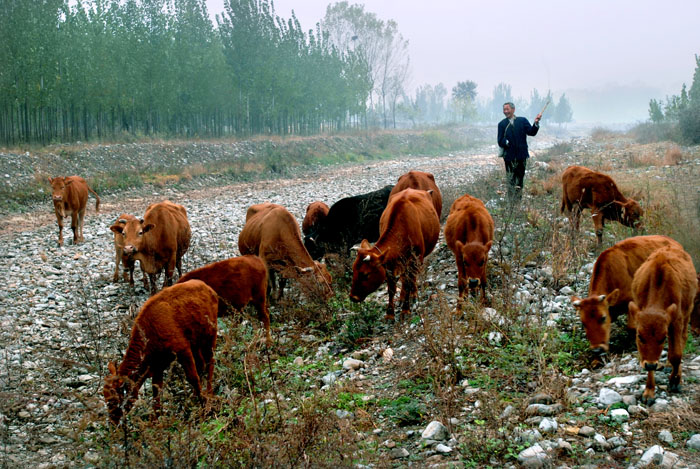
[277,277,287,300]
[456,254,466,298]
[178,349,204,402]
[399,273,415,318]
[385,271,397,321]
[77,207,86,242]
[668,324,687,393]
[148,272,158,295]
[151,367,165,418]
[113,247,122,282]
[176,253,183,278]
[56,214,64,246]
[591,210,604,245]
[256,296,272,345]
[163,254,176,289]
[641,370,656,405]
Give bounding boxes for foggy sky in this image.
[206,0,700,123]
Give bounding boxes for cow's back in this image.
[590,235,682,306]
[64,176,89,213]
[380,188,440,257]
[142,201,188,255]
[391,171,442,217]
[444,194,494,252]
[631,246,697,315]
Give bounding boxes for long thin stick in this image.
[539,98,551,115]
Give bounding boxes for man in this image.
[497,102,542,201]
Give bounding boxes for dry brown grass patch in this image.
[663,145,683,165]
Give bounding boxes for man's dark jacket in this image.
[497,116,539,161]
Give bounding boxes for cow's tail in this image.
[88,185,101,212]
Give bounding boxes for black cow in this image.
[304,185,394,259]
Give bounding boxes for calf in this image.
[572,235,682,357]
[444,194,494,301]
[103,280,218,425]
[177,255,271,344]
[110,214,147,288]
[628,245,697,405]
[238,203,332,301]
[390,170,442,218]
[304,185,394,260]
[48,176,100,246]
[560,165,643,245]
[350,188,440,320]
[111,200,191,295]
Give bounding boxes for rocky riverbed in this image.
[0,131,699,468]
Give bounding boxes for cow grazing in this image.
[561,165,643,245]
[350,188,440,321]
[572,235,682,358]
[103,280,218,425]
[177,255,271,344]
[390,170,442,218]
[238,203,333,301]
[48,176,100,246]
[302,201,330,238]
[111,200,191,295]
[304,185,394,260]
[628,245,697,405]
[444,194,494,301]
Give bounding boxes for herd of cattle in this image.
[46,165,699,425]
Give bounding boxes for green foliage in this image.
[649,98,665,123]
[380,395,426,426]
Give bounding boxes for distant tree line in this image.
[0,0,373,145]
[647,54,700,144]
[396,80,573,127]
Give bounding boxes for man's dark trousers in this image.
[505,159,526,201]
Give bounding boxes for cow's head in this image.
[572,288,620,354]
[103,361,129,426]
[615,199,643,230]
[456,240,492,291]
[350,239,386,302]
[110,218,155,257]
[48,177,73,217]
[629,301,673,372]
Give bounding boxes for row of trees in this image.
[0,0,378,145]
[647,55,700,143]
[397,81,573,127]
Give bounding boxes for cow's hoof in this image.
[641,395,656,406]
[384,314,395,323]
[669,382,682,393]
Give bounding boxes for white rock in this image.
[293,356,304,366]
[606,375,643,387]
[435,444,452,454]
[517,444,549,468]
[686,433,700,450]
[539,417,558,433]
[658,430,673,444]
[421,421,449,441]
[598,387,622,405]
[610,408,629,422]
[342,358,364,370]
[488,331,502,345]
[639,445,664,467]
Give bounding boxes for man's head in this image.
[503,102,515,119]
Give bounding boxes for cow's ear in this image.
[48,177,53,184]
[484,241,493,253]
[110,224,123,234]
[571,296,582,307]
[606,288,620,305]
[65,179,73,186]
[108,362,117,375]
[143,223,155,233]
[360,239,371,250]
[628,301,640,328]
[666,303,678,320]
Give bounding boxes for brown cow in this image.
[390,170,443,218]
[103,279,218,425]
[444,194,494,301]
[111,200,191,295]
[302,201,330,237]
[48,176,100,246]
[572,235,682,358]
[692,274,700,336]
[350,188,440,321]
[110,214,147,288]
[628,245,697,405]
[560,165,643,245]
[238,203,332,301]
[177,255,271,344]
